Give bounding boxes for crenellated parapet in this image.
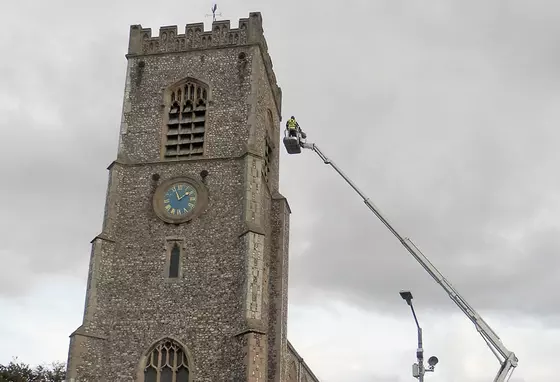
[127,12,282,115]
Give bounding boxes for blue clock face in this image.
[163,182,198,217]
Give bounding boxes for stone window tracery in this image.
[144,338,190,382]
[164,80,208,159]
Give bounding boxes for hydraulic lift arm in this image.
[292,138,518,382]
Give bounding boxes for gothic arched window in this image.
[164,79,208,159]
[144,339,190,382]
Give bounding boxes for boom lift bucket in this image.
[283,129,306,154]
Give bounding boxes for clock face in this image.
[153,176,208,224]
[163,182,198,217]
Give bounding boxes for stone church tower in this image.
[66,12,319,382]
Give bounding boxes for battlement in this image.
[128,12,265,56]
[127,11,281,115]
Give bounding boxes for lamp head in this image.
[399,290,413,305]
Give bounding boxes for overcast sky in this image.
[1,0,559,381]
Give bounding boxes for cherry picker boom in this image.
[283,131,518,381]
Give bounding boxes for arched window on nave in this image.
[144,338,190,382]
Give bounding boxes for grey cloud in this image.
[282,0,560,318]
[0,20,126,295]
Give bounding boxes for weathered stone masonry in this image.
[66,12,319,382]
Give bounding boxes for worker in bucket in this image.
[286,116,298,137]
[286,116,307,139]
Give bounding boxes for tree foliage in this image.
[0,358,66,382]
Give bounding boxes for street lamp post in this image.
[399,290,439,381]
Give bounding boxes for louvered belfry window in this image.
[164,81,208,159]
[262,110,275,184]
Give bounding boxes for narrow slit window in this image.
[169,242,181,278]
[288,361,297,382]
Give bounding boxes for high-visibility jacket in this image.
[287,118,297,129]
